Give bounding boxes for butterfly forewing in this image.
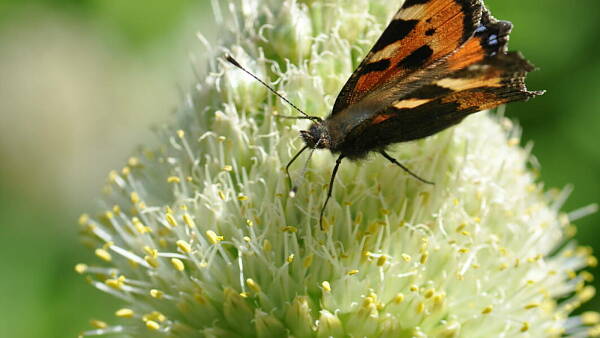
[332,0,483,114]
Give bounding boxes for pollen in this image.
[520,322,530,332]
[145,320,160,331]
[206,230,223,244]
[150,289,164,299]
[182,214,196,228]
[482,305,493,314]
[246,278,261,292]
[95,248,112,262]
[176,240,192,253]
[167,176,180,183]
[115,308,135,318]
[171,258,185,271]
[74,263,88,274]
[90,320,107,329]
[165,213,178,227]
[394,293,405,304]
[401,254,412,262]
[322,281,331,292]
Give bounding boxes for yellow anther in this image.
[578,286,596,302]
[246,219,254,227]
[394,293,405,304]
[262,239,272,252]
[128,157,140,167]
[217,136,226,142]
[206,230,223,244]
[95,248,112,262]
[303,254,313,268]
[347,269,359,275]
[144,256,159,268]
[482,305,493,314]
[377,255,387,266]
[588,256,598,267]
[409,285,419,292]
[171,258,185,271]
[281,226,298,233]
[508,137,519,147]
[145,320,160,330]
[237,194,248,201]
[416,302,425,314]
[90,320,107,329]
[424,288,435,299]
[380,208,391,215]
[520,322,530,332]
[143,246,158,258]
[115,308,134,318]
[104,211,114,219]
[182,214,195,228]
[458,248,469,254]
[499,263,509,271]
[145,311,166,322]
[582,312,600,325]
[433,292,446,306]
[127,192,140,205]
[165,213,177,227]
[420,253,429,264]
[78,214,90,225]
[401,254,412,262]
[287,254,295,263]
[74,263,88,274]
[222,165,233,172]
[243,236,251,242]
[239,292,249,298]
[133,218,150,234]
[461,231,471,237]
[121,166,130,176]
[456,223,466,232]
[322,281,331,292]
[218,191,226,200]
[111,205,121,215]
[167,176,180,183]
[150,289,164,299]
[525,303,540,310]
[246,278,261,292]
[177,130,185,139]
[108,170,118,182]
[105,275,126,289]
[186,176,193,182]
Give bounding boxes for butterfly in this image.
[227,0,543,230]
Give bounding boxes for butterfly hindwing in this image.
[332,0,483,114]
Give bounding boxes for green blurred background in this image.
[0,0,598,337]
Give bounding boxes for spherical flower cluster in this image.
[77,0,597,336]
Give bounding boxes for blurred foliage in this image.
[0,0,598,336]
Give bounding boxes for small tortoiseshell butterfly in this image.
[227,0,543,230]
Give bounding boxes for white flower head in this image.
[77,0,598,337]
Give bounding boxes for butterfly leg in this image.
[285,145,309,195]
[379,150,434,185]
[320,154,345,230]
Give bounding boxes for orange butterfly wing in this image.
[332,0,483,114]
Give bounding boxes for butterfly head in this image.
[301,122,330,149]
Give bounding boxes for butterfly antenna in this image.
[225,55,322,122]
